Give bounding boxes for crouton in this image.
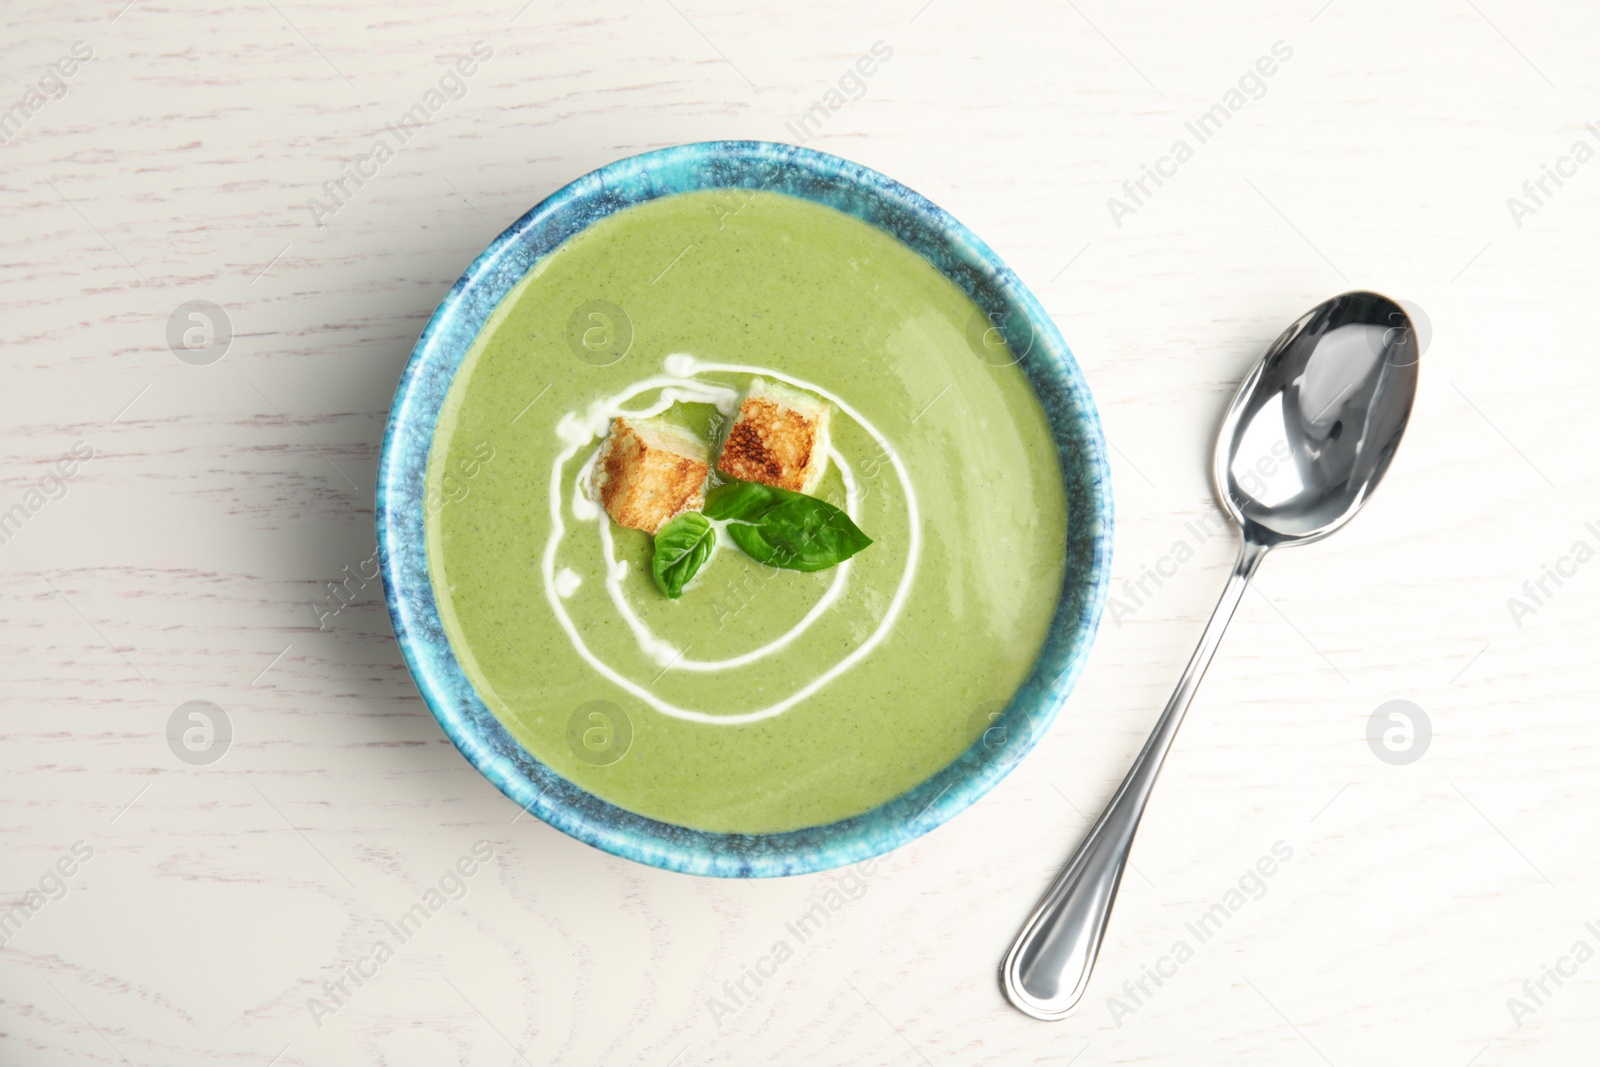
[715,378,831,494]
[592,416,710,534]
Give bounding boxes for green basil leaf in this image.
[651,513,716,598]
[705,480,872,573]
[702,480,776,522]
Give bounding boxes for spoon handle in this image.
[1001,538,1269,1020]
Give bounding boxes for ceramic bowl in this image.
[377,141,1112,877]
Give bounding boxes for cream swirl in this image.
[540,356,921,725]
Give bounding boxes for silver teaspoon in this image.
[1001,290,1421,1020]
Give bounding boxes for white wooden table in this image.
[3,0,1596,1063]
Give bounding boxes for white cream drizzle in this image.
[539,356,922,725]
[553,568,582,598]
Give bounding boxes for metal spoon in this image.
[1001,290,1421,1020]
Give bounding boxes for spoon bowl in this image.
[1001,290,1420,1020]
[1218,291,1419,547]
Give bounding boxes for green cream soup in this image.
[426,189,1066,834]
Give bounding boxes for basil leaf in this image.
[701,480,774,523]
[652,513,716,599]
[705,481,872,572]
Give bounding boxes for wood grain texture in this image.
[2,0,1598,1063]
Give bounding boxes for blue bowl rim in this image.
[376,140,1113,878]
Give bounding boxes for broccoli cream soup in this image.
[426,189,1066,834]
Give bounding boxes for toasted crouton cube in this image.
[715,379,831,494]
[592,416,710,534]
